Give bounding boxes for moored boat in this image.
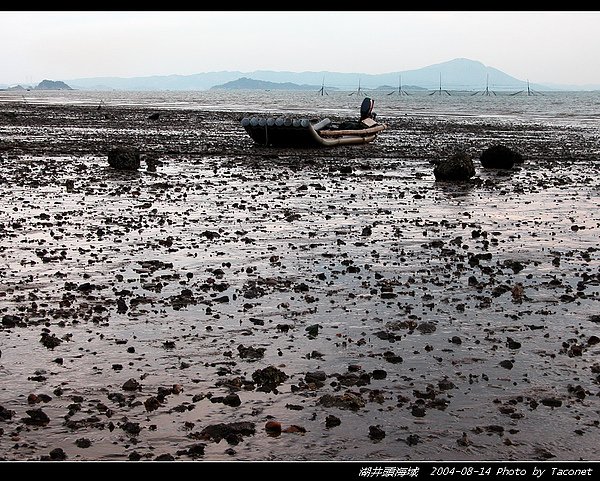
[241,97,386,147]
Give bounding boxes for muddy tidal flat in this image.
[1,97,600,462]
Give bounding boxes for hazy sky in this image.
[1,11,599,86]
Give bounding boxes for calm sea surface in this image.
[1,89,600,128]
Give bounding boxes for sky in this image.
[1,11,599,86]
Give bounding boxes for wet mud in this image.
[0,102,599,461]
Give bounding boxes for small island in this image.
[34,79,73,90]
[211,77,324,91]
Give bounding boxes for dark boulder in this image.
[0,404,14,421]
[433,151,475,181]
[199,422,256,443]
[252,366,288,392]
[480,144,523,169]
[107,147,140,171]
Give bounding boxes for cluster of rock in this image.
[433,144,523,181]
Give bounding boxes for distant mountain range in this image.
[2,59,598,92]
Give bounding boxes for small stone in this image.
[23,408,50,425]
[75,438,92,448]
[122,421,141,435]
[265,420,282,435]
[0,405,15,421]
[368,425,386,440]
[40,333,62,349]
[222,394,241,407]
[144,397,161,412]
[325,415,341,428]
[541,397,562,408]
[499,360,514,370]
[128,451,142,461]
[411,405,426,417]
[122,378,141,391]
[49,447,67,460]
[282,425,306,434]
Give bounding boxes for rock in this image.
[117,297,128,314]
[75,438,92,448]
[154,453,174,461]
[282,425,306,434]
[237,344,266,360]
[222,394,241,407]
[177,444,206,458]
[318,392,365,411]
[144,396,161,412]
[265,420,282,435]
[567,384,586,400]
[122,378,141,391]
[372,369,387,380]
[121,421,141,435]
[361,226,372,236]
[107,147,140,171]
[406,434,421,446]
[251,366,288,392]
[23,408,50,425]
[499,360,514,370]
[48,447,67,460]
[148,113,160,121]
[200,422,256,443]
[0,405,15,421]
[325,415,341,428]
[541,397,562,408]
[438,378,456,391]
[369,425,386,440]
[383,351,403,364]
[27,394,41,404]
[480,144,522,169]
[450,336,462,345]
[411,405,426,417]
[433,151,475,181]
[305,324,321,337]
[457,432,471,447]
[533,447,555,460]
[40,333,62,349]
[305,371,327,384]
[2,315,21,328]
[417,322,436,334]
